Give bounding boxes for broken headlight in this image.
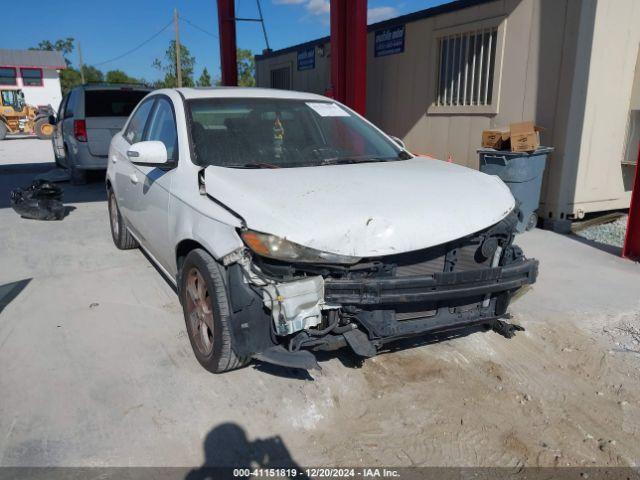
[241,230,361,265]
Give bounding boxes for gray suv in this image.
[51,84,152,184]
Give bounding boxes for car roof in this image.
[173,87,330,102]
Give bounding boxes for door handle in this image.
[129,173,139,184]
[111,156,117,164]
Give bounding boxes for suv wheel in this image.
[179,249,249,373]
[107,189,138,250]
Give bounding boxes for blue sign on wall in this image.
[297,47,315,71]
[374,25,405,57]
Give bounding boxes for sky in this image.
[2,0,452,83]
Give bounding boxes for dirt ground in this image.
[299,310,640,467]
[1,138,639,468]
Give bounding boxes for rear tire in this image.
[179,248,249,373]
[53,141,64,168]
[525,212,538,231]
[108,189,138,250]
[34,118,54,140]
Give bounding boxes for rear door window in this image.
[124,98,155,144]
[85,90,149,117]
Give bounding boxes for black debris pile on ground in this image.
[10,180,66,220]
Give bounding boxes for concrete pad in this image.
[1,139,639,468]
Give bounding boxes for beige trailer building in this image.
[255,0,640,226]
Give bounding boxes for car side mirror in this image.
[389,135,406,150]
[48,114,57,125]
[126,141,170,166]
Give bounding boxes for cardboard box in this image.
[509,121,541,152]
[481,128,510,149]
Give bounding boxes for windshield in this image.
[1,90,24,111]
[187,98,407,168]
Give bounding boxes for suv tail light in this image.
[73,120,87,142]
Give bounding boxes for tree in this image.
[30,38,75,66]
[59,69,82,94]
[31,38,80,93]
[237,48,256,87]
[81,65,104,83]
[31,38,138,93]
[197,68,212,87]
[106,70,139,84]
[153,40,196,87]
[214,49,256,87]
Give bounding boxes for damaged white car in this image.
[106,88,538,373]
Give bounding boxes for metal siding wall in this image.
[571,0,640,211]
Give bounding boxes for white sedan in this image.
[106,87,538,373]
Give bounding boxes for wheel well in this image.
[176,239,208,272]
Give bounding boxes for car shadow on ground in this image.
[184,422,308,479]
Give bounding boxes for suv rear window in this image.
[84,90,149,117]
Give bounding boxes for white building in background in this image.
[0,49,66,112]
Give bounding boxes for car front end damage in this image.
[222,209,538,370]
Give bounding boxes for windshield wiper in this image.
[320,156,394,166]
[234,162,281,169]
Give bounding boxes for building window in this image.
[435,28,498,107]
[270,66,291,90]
[0,67,17,86]
[21,68,44,87]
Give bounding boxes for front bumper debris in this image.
[324,259,538,306]
[238,210,539,370]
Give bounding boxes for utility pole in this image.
[77,41,86,84]
[174,8,183,87]
[256,0,271,52]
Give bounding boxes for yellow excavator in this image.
[0,89,54,140]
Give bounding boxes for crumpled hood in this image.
[204,157,515,257]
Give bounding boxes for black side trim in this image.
[226,263,276,357]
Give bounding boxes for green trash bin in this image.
[478,147,553,233]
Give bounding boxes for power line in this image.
[180,17,219,39]
[93,19,173,66]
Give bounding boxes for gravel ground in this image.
[575,215,628,248]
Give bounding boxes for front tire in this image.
[0,123,7,141]
[179,249,249,373]
[108,189,138,250]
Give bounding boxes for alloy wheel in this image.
[185,267,215,356]
[109,193,120,238]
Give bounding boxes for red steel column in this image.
[344,0,367,115]
[623,143,640,260]
[330,0,347,104]
[217,0,238,86]
[330,0,367,115]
